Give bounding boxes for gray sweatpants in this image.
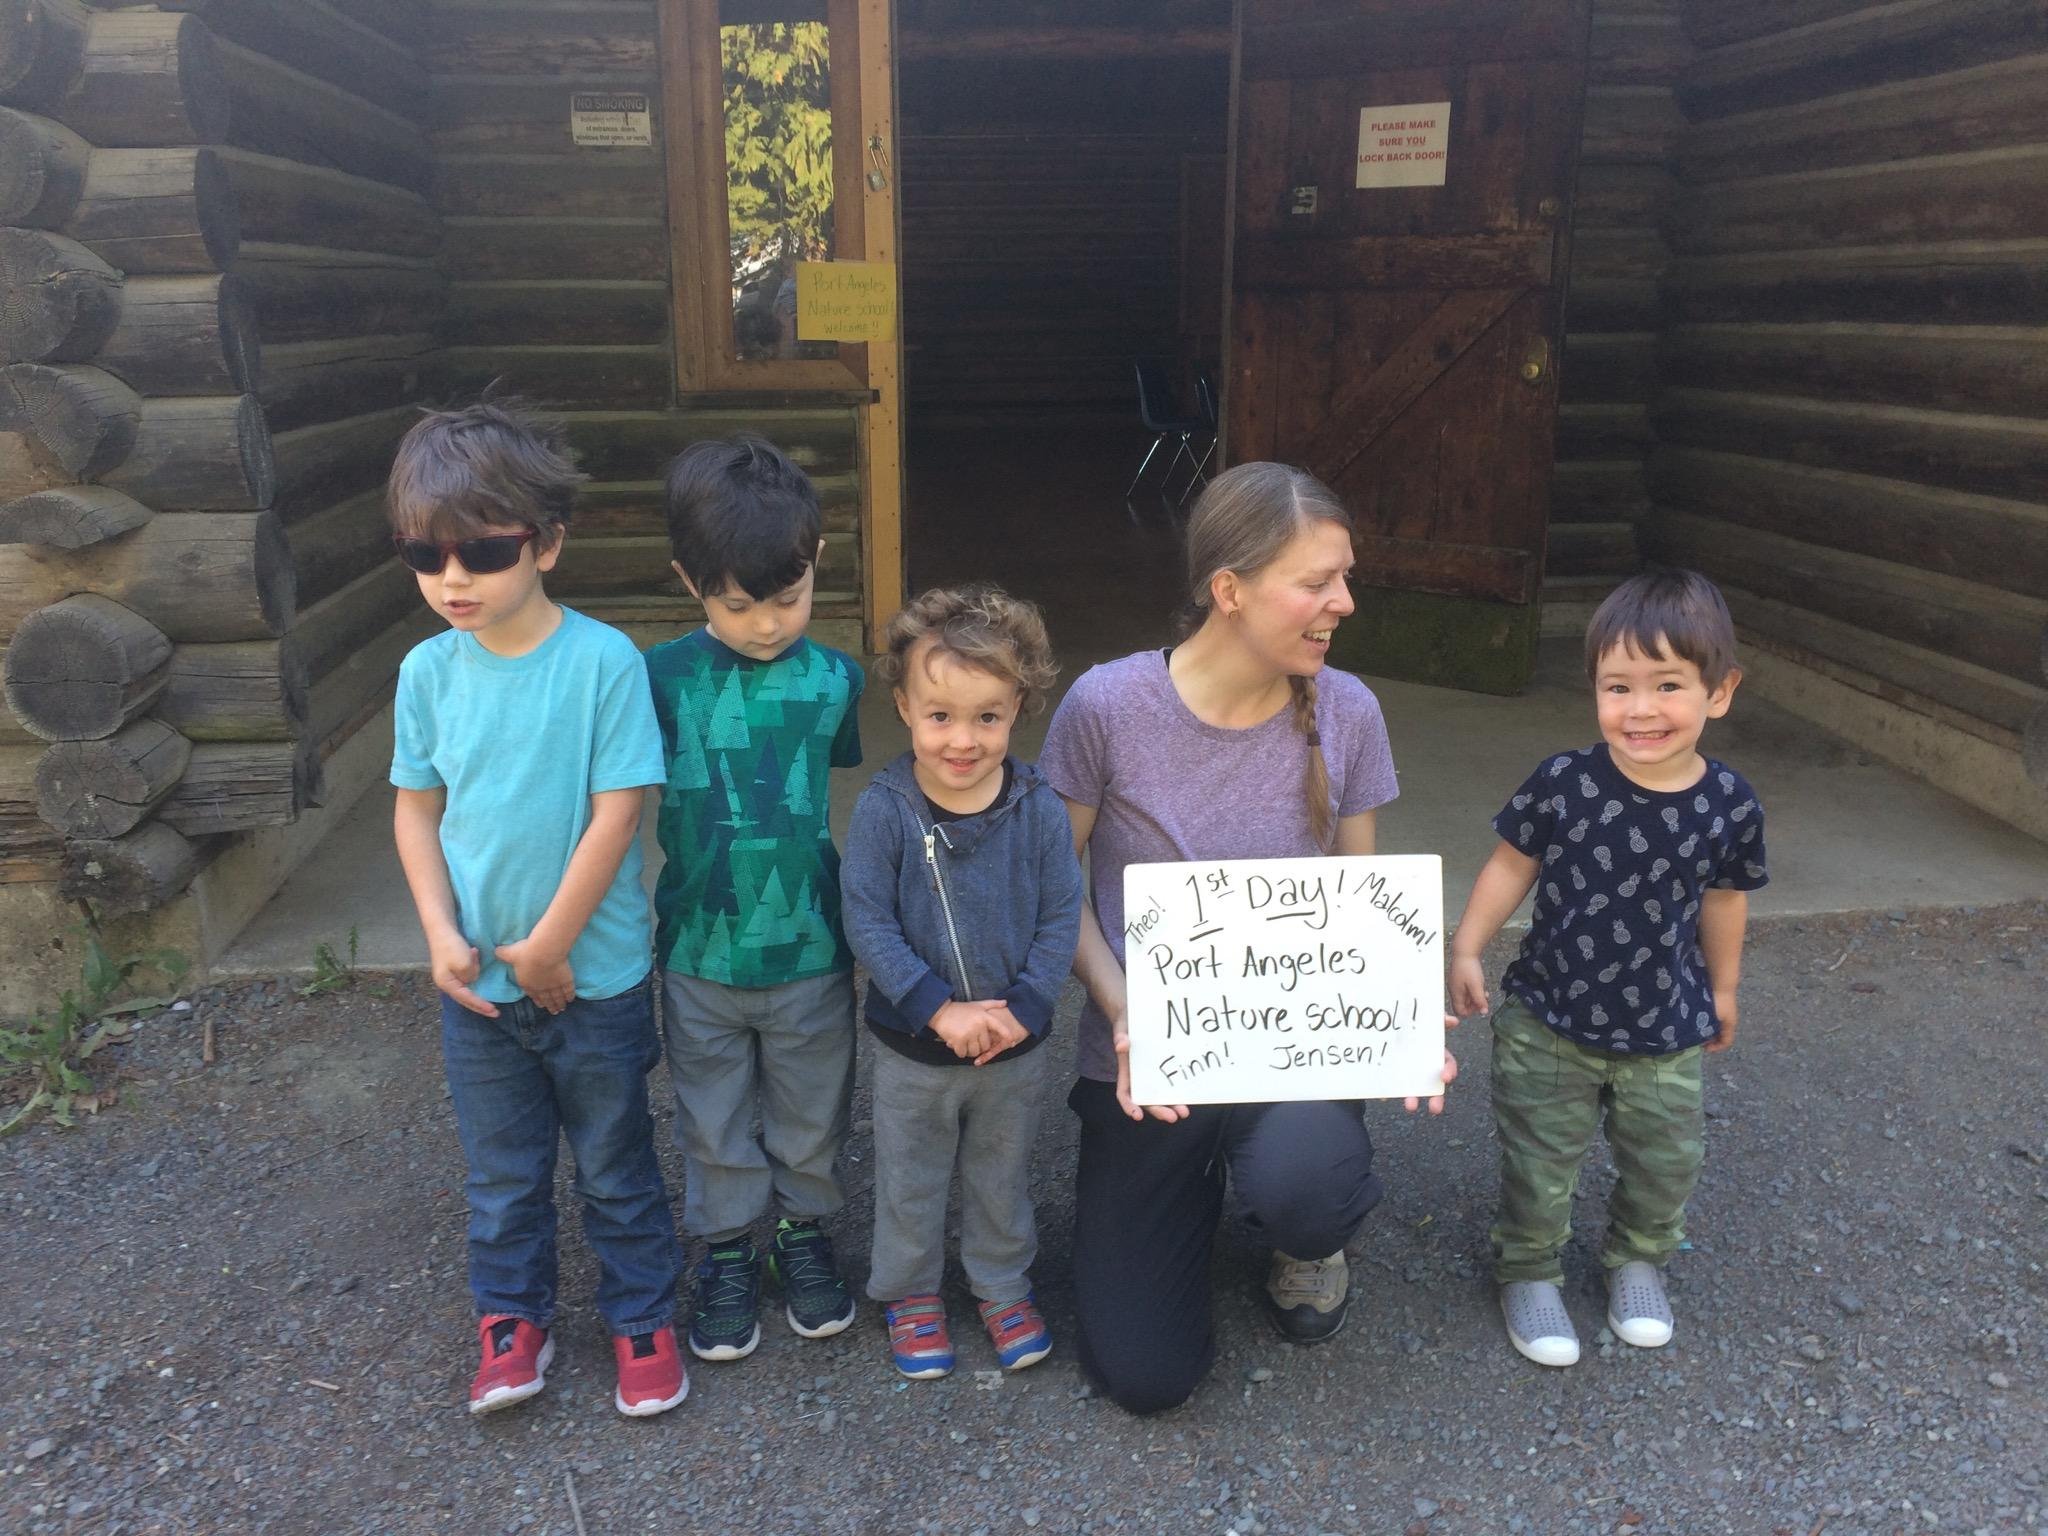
[660,969,855,1242]
[866,1041,1048,1306]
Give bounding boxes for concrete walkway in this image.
[217,637,2048,978]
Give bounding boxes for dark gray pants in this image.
[660,969,855,1242]
[866,1043,1049,1306]
[1068,1077,1383,1415]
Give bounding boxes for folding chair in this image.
[1176,368,1221,507]
[1126,359,1205,499]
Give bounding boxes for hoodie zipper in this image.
[920,821,977,999]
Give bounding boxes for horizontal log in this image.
[290,557,414,686]
[1661,322,2048,416]
[1589,12,1690,87]
[234,243,445,343]
[440,217,667,281]
[98,274,260,396]
[61,818,204,915]
[1648,444,2048,599]
[1647,507,2048,684]
[218,38,430,193]
[258,332,434,434]
[1545,520,1639,577]
[0,228,120,363]
[442,280,666,347]
[1582,85,1684,164]
[158,637,307,740]
[0,743,61,878]
[1563,277,1662,332]
[219,148,438,259]
[1562,331,1657,403]
[1668,145,2048,258]
[0,0,89,114]
[0,105,87,227]
[1680,51,2048,186]
[1555,402,1654,460]
[66,145,240,274]
[158,738,314,834]
[0,484,150,548]
[0,361,138,478]
[1683,1,1870,51]
[4,592,171,740]
[434,345,672,412]
[1551,459,1650,522]
[564,409,860,483]
[1574,162,1677,224]
[285,488,388,607]
[1569,227,1668,282]
[426,2,655,74]
[100,394,276,512]
[304,602,427,755]
[34,717,189,838]
[271,405,411,522]
[430,73,659,154]
[319,0,422,47]
[1678,0,2048,121]
[2026,704,2048,787]
[1730,587,2044,742]
[154,0,425,122]
[435,153,665,220]
[51,10,227,147]
[1655,386,2048,503]
[1664,239,2048,326]
[0,509,294,642]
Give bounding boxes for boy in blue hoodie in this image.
[840,585,1084,1380]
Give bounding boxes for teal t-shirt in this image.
[390,607,664,1004]
[645,628,863,987]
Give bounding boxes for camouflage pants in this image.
[1490,999,1704,1284]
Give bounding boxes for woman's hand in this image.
[1112,1025,1189,1123]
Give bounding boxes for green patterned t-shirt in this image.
[645,628,865,986]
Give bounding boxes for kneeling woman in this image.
[1037,461,1455,1413]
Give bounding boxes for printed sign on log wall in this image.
[1356,102,1450,189]
[1123,855,1446,1105]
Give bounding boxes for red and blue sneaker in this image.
[469,1315,552,1415]
[884,1295,954,1379]
[979,1293,1052,1371]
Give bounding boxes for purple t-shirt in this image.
[1036,650,1400,1081]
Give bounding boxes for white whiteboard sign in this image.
[1356,101,1450,188]
[1124,856,1446,1105]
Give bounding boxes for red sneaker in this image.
[612,1326,689,1417]
[470,1315,553,1415]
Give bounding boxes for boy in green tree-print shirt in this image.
[644,435,866,1366]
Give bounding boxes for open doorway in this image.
[895,1,1233,661]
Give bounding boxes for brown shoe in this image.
[1264,1250,1349,1344]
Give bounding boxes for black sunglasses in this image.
[392,530,540,576]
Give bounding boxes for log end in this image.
[60,818,203,915]
[0,485,153,548]
[3,593,173,741]
[0,227,122,364]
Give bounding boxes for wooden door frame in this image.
[658,0,905,645]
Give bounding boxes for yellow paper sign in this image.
[796,261,897,342]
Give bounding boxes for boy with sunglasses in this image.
[387,401,689,1418]
[645,435,865,1363]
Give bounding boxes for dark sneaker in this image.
[470,1315,552,1414]
[1263,1250,1350,1344]
[612,1327,689,1417]
[688,1240,762,1362]
[767,1218,856,1338]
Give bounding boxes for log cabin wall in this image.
[0,0,441,970]
[896,1,1231,414]
[1546,0,1689,616]
[1654,0,2048,833]
[423,0,866,643]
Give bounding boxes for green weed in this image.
[0,933,188,1137]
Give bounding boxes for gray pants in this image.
[661,969,855,1242]
[866,1042,1048,1306]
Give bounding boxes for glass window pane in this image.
[722,12,837,361]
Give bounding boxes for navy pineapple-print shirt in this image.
[1495,744,1768,1055]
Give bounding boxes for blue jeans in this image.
[441,980,680,1336]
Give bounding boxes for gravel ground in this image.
[2,902,2044,1536]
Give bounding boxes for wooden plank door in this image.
[1225,0,1593,694]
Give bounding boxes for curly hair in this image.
[877,584,1059,714]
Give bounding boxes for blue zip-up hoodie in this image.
[840,752,1083,1041]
